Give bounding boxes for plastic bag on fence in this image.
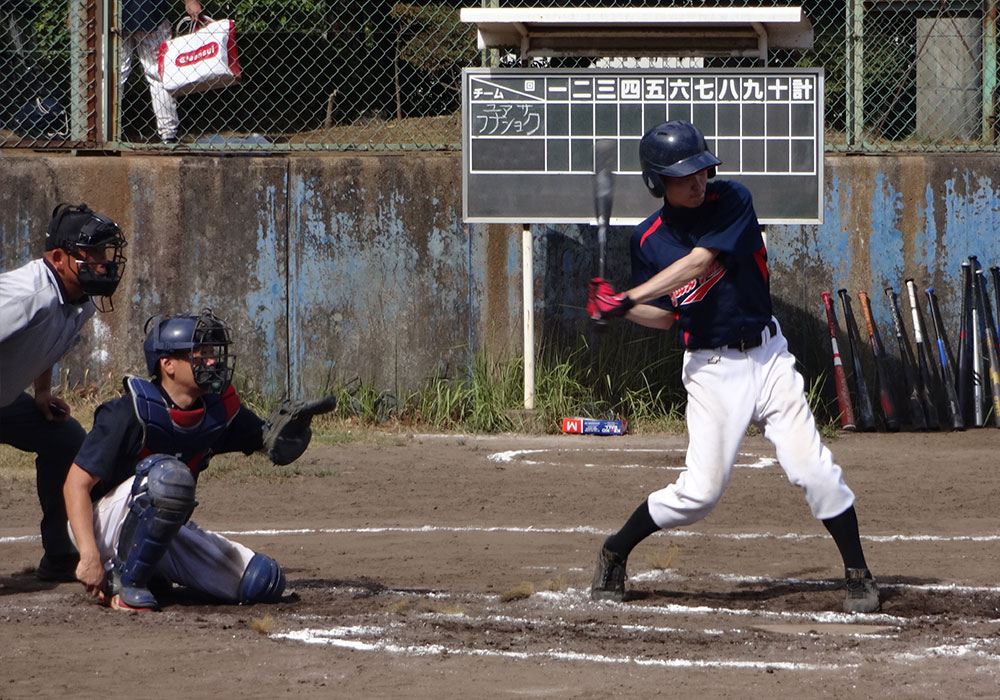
[157,17,241,96]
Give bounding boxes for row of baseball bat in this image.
[821,257,1000,432]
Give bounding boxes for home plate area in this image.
[4,432,1000,697]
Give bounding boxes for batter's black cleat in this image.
[36,552,80,582]
[591,545,627,602]
[843,567,880,613]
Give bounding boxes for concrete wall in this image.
[3,152,1000,399]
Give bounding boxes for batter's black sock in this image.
[822,506,869,572]
[603,501,659,561]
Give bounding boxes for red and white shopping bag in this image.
[157,17,241,95]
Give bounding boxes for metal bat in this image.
[956,260,973,425]
[885,287,928,430]
[925,287,964,431]
[904,279,940,430]
[970,257,987,426]
[591,139,616,332]
[858,290,899,431]
[594,139,616,280]
[821,291,857,431]
[837,289,876,431]
[972,263,1000,427]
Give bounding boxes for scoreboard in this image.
[462,67,824,225]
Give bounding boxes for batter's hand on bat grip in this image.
[587,277,635,320]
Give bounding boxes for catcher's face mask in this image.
[188,311,235,394]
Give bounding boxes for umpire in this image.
[0,203,127,581]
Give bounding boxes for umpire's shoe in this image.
[36,552,80,582]
[843,567,880,614]
[591,545,627,602]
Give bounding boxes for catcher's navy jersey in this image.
[74,384,264,501]
[630,180,772,349]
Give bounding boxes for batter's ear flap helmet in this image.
[143,309,236,393]
[46,202,128,311]
[639,121,722,198]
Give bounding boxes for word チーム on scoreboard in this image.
[462,67,824,225]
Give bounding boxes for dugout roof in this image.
[459,7,813,63]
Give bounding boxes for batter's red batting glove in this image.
[587,277,635,320]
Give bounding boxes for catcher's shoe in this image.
[591,545,627,602]
[98,573,159,612]
[843,567,880,614]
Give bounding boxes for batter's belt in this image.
[687,319,777,352]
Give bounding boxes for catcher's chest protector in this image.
[126,376,240,471]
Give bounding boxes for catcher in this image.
[63,308,335,611]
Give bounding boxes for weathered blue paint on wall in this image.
[7,152,1000,398]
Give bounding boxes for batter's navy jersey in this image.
[74,388,265,501]
[630,180,772,349]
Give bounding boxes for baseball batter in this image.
[63,309,334,611]
[586,121,880,613]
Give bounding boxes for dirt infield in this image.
[2,430,999,699]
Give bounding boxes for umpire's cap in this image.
[639,121,721,197]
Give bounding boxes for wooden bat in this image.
[973,263,1000,426]
[858,290,900,431]
[904,279,940,430]
[821,291,857,431]
[885,287,928,430]
[837,289,876,431]
[925,287,965,431]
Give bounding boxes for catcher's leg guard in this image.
[238,553,286,604]
[112,455,197,610]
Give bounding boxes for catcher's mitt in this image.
[262,396,336,465]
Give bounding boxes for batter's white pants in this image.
[120,21,179,141]
[647,318,856,528]
[69,475,255,602]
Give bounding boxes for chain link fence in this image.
[0,0,994,152]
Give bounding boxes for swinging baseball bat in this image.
[926,287,964,431]
[956,260,973,424]
[590,140,616,332]
[594,139,615,280]
[904,279,940,430]
[858,291,900,431]
[837,289,876,431]
[973,264,1000,426]
[821,291,856,431]
[885,287,928,430]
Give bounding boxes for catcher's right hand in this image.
[262,396,337,465]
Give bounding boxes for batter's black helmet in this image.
[639,121,722,198]
[143,309,235,394]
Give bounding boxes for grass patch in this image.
[644,545,680,571]
[499,581,535,602]
[249,614,276,635]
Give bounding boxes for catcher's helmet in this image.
[143,309,235,394]
[46,203,128,309]
[639,121,722,198]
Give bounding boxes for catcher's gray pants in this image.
[70,475,256,602]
